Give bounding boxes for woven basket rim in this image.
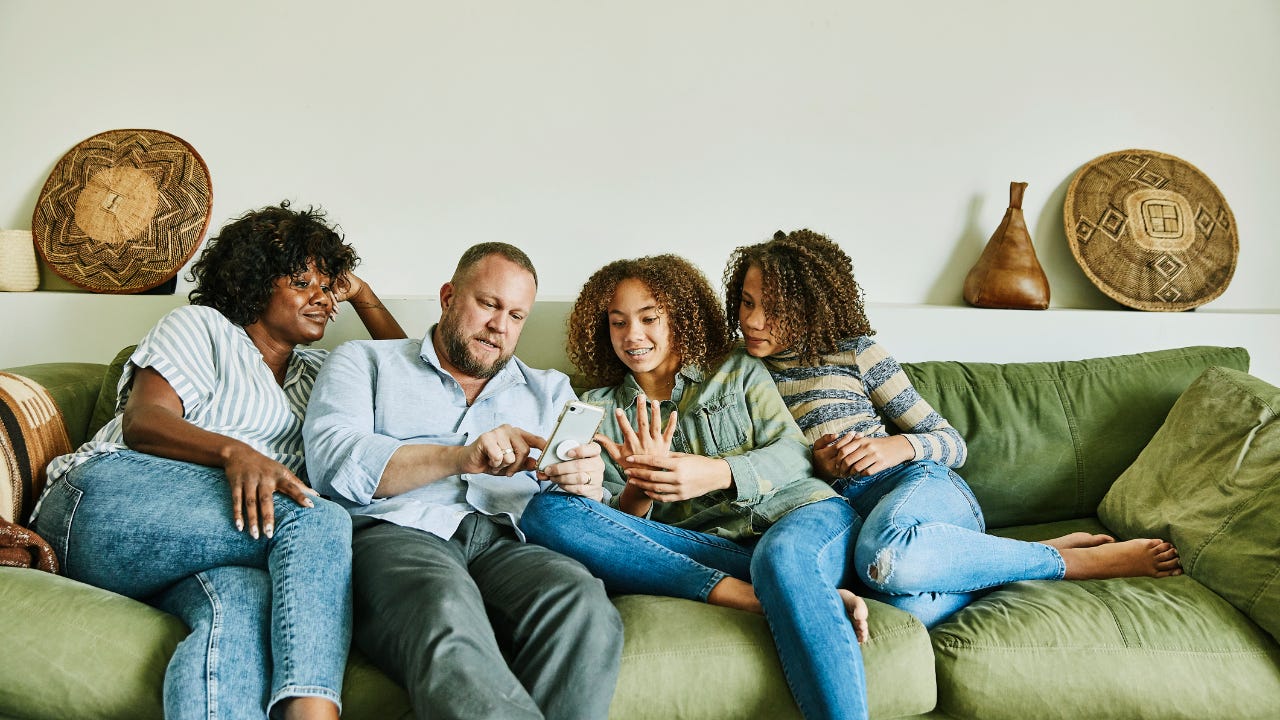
[1062,148,1237,312]
[31,128,213,294]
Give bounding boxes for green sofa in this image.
[3,343,1279,719]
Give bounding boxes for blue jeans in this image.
[840,460,1066,628]
[520,493,868,720]
[34,451,353,719]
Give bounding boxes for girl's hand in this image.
[814,432,914,478]
[623,452,732,502]
[595,395,676,475]
[222,445,316,539]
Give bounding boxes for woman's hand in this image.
[814,432,914,478]
[221,445,317,539]
[326,272,365,320]
[622,452,733,502]
[327,271,407,340]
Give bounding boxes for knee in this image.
[284,498,352,550]
[855,537,927,594]
[519,492,580,544]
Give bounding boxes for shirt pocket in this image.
[693,392,750,457]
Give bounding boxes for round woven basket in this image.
[0,230,40,292]
[1063,149,1237,311]
[31,129,213,294]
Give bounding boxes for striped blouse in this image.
[39,304,326,498]
[763,336,967,468]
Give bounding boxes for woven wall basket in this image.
[31,129,213,294]
[1063,149,1237,311]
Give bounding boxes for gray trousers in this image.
[351,513,624,720]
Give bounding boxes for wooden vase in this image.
[963,181,1050,310]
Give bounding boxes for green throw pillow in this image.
[87,345,137,438]
[1098,365,1280,642]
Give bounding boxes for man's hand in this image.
[814,432,914,478]
[458,424,548,477]
[539,441,606,502]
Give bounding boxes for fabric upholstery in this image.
[933,573,1280,719]
[610,594,936,719]
[88,345,136,439]
[902,346,1249,528]
[1099,365,1280,643]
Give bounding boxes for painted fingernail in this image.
[251,526,259,539]
[236,519,244,531]
[265,524,274,538]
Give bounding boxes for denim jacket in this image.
[583,348,836,541]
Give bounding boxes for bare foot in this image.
[839,589,869,643]
[1060,538,1182,580]
[1038,531,1115,551]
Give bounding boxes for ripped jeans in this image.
[838,460,1065,628]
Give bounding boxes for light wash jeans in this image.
[34,451,353,719]
[520,493,868,720]
[839,460,1066,628]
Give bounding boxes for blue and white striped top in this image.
[40,304,327,498]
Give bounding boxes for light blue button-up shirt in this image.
[302,328,577,541]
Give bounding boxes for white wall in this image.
[2,1,1278,377]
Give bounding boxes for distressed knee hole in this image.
[867,547,894,585]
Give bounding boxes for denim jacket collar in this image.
[615,364,705,409]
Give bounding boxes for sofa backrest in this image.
[902,346,1249,529]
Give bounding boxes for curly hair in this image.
[187,201,359,326]
[723,229,874,366]
[568,254,733,388]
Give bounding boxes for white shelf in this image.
[3,291,1277,387]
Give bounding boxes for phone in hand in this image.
[537,401,606,472]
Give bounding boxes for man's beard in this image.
[439,313,514,380]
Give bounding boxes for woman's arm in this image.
[331,273,407,340]
[121,367,316,538]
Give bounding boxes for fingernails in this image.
[250,526,260,540]
[236,519,244,531]
[264,524,274,539]
[304,499,314,508]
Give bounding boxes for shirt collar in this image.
[615,363,704,409]
[418,324,527,395]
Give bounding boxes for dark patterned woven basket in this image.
[1063,149,1237,311]
[32,129,213,294]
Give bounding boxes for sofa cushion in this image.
[610,594,936,718]
[88,345,136,439]
[902,346,1249,528]
[1099,365,1280,643]
[932,574,1280,720]
[0,372,72,525]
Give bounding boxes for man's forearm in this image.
[374,443,467,498]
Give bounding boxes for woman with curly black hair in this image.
[521,254,874,720]
[34,202,405,720]
[725,229,1181,629]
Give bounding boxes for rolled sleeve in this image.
[303,343,402,505]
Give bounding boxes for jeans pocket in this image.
[947,470,986,532]
[32,478,83,573]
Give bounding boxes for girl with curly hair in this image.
[521,254,874,720]
[34,202,405,720]
[725,229,1182,628]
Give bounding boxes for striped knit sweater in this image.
[762,336,967,468]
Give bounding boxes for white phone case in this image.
[537,401,605,471]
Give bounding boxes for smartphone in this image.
[537,401,606,472]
